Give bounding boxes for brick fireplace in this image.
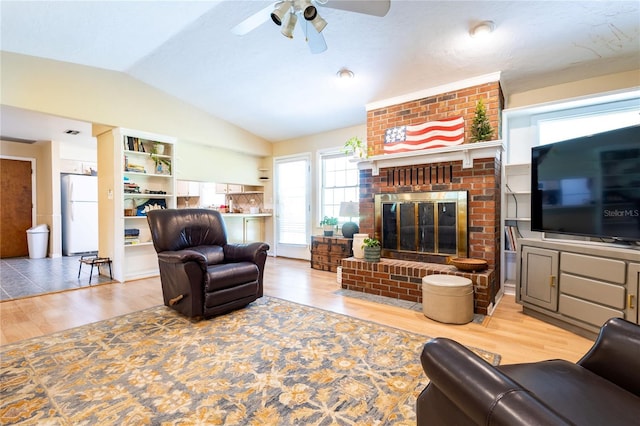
[340,78,504,314]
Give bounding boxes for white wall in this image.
[1,51,271,157]
[175,141,264,185]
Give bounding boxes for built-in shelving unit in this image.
[501,160,537,294]
[97,128,176,282]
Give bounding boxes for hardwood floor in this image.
[0,256,594,364]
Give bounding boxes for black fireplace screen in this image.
[375,192,467,259]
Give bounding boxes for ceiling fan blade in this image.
[319,0,390,17]
[298,19,327,54]
[231,2,276,36]
[307,28,327,54]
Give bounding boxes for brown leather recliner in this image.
[147,208,269,319]
[417,317,640,425]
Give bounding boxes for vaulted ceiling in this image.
[1,0,639,143]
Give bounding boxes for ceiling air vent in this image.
[1,135,37,144]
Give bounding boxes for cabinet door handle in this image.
[549,275,556,287]
[629,294,635,309]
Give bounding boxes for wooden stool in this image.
[78,255,113,284]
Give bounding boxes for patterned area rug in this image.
[1,297,500,425]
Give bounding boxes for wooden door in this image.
[0,159,33,257]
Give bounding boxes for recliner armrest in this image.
[224,242,270,263]
[157,249,208,270]
[577,317,640,397]
[420,338,571,425]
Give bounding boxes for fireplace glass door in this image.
[376,191,467,260]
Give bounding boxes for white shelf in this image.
[124,193,172,198]
[98,128,176,283]
[358,140,504,174]
[125,242,153,247]
[124,171,172,178]
[504,162,531,169]
[501,157,534,295]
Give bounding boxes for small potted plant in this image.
[149,145,171,175]
[470,99,494,143]
[320,216,338,236]
[342,136,370,159]
[362,237,381,262]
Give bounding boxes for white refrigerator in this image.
[61,174,98,256]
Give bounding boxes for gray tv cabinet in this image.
[516,238,639,338]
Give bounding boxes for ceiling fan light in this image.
[270,1,291,26]
[311,14,327,33]
[281,12,297,38]
[303,5,317,21]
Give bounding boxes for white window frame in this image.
[533,97,640,146]
[318,148,360,226]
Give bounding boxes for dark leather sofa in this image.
[147,208,269,319]
[417,317,640,425]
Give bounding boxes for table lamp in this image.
[339,201,360,238]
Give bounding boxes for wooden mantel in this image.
[358,140,504,175]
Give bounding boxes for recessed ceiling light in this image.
[64,129,80,135]
[470,20,495,38]
[336,68,354,79]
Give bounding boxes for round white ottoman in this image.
[422,274,474,324]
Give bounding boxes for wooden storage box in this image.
[310,236,353,272]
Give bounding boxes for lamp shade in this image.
[339,201,359,218]
[339,201,360,238]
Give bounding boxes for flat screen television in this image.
[531,124,640,242]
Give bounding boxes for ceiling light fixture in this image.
[272,0,327,38]
[270,1,291,26]
[337,68,354,79]
[309,14,327,33]
[302,2,317,20]
[281,12,297,38]
[470,20,495,38]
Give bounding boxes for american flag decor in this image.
[384,116,465,153]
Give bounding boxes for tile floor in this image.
[0,255,114,301]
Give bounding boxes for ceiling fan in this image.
[231,0,391,54]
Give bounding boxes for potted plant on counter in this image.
[362,237,381,262]
[320,216,338,236]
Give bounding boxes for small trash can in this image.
[26,224,49,259]
[422,274,474,324]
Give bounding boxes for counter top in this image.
[220,213,272,218]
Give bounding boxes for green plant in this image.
[320,216,338,226]
[149,144,171,174]
[342,136,371,159]
[470,99,494,142]
[362,237,380,248]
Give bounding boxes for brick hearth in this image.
[341,258,495,315]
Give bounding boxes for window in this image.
[537,99,639,145]
[320,152,359,224]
